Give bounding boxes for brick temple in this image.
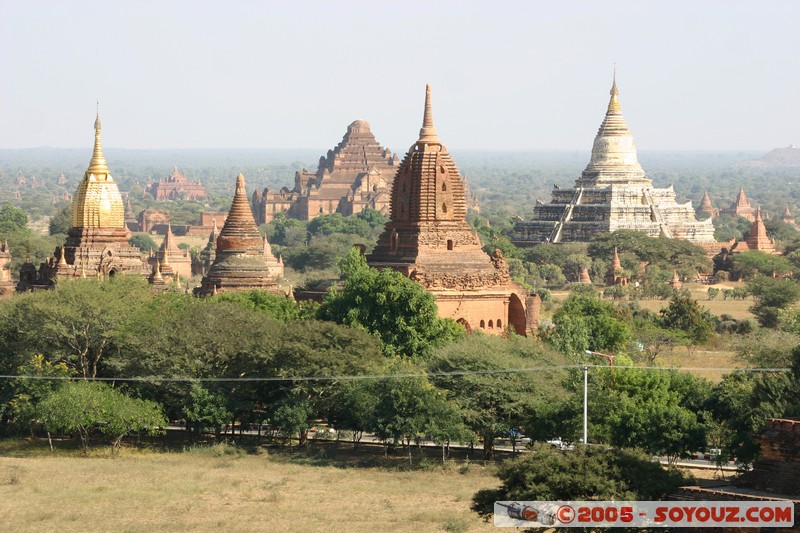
[721,186,757,221]
[367,85,533,336]
[0,241,13,297]
[251,120,399,223]
[512,77,715,245]
[147,166,208,201]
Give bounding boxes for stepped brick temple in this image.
[195,174,283,296]
[0,241,13,297]
[147,166,208,201]
[148,223,192,280]
[512,77,715,246]
[252,120,399,223]
[783,205,795,225]
[720,186,757,221]
[17,111,149,290]
[367,85,533,336]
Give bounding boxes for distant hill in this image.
[735,145,800,168]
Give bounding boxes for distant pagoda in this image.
[698,191,718,220]
[368,85,533,336]
[512,76,715,245]
[252,120,399,223]
[720,186,757,222]
[195,174,283,296]
[730,207,777,255]
[17,110,149,290]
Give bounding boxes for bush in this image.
[471,444,691,519]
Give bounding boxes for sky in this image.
[1,1,799,151]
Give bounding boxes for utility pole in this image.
[583,365,588,445]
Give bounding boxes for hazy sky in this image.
[2,1,798,151]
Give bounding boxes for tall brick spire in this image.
[195,174,282,296]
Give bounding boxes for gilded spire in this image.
[87,104,109,177]
[58,246,67,266]
[418,84,440,144]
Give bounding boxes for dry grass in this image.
[656,348,741,383]
[0,443,498,533]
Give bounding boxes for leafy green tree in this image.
[472,444,692,518]
[708,371,800,465]
[37,381,166,453]
[746,275,800,328]
[595,368,710,461]
[111,295,282,420]
[307,213,372,239]
[588,230,711,278]
[733,330,800,368]
[213,290,302,321]
[182,385,231,440]
[549,293,631,356]
[369,360,468,463]
[429,335,568,458]
[659,293,716,345]
[2,354,74,436]
[730,251,793,280]
[0,277,152,379]
[328,380,378,449]
[355,208,388,231]
[129,233,157,253]
[48,204,72,235]
[562,253,592,283]
[318,249,464,357]
[269,397,314,446]
[263,212,307,247]
[0,204,28,233]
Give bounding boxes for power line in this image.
[0,365,790,383]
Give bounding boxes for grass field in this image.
[0,442,498,533]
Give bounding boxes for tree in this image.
[730,251,793,280]
[708,371,800,465]
[182,385,231,440]
[369,360,468,464]
[0,204,28,234]
[355,208,389,232]
[213,290,303,321]
[129,233,157,253]
[0,277,152,379]
[36,381,166,453]
[429,335,568,458]
[746,275,800,328]
[318,248,464,357]
[659,293,716,345]
[472,444,692,519]
[549,293,631,356]
[2,354,74,436]
[269,397,314,446]
[48,204,72,235]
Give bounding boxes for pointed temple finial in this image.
[418,84,440,143]
[608,70,620,113]
[88,103,109,176]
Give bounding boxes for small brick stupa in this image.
[148,223,192,280]
[368,85,531,335]
[195,174,282,296]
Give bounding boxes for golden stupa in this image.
[16,108,150,290]
[71,109,126,228]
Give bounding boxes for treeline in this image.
[2,249,800,465]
